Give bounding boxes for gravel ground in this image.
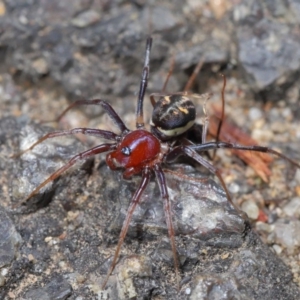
[1,0,300,299]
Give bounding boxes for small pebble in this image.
[248,107,263,121]
[241,200,259,220]
[0,1,6,16]
[267,232,276,244]
[71,10,101,28]
[269,108,280,119]
[270,121,287,133]
[283,197,300,217]
[44,236,52,243]
[209,0,230,19]
[256,221,272,233]
[1,268,7,276]
[251,128,274,142]
[272,244,283,255]
[28,254,35,261]
[32,58,49,75]
[228,182,240,194]
[295,169,300,184]
[274,219,300,252]
[282,107,292,119]
[0,274,5,287]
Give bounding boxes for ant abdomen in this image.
[150,94,196,141]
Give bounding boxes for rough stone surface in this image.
[22,275,72,300]
[1,0,300,102]
[0,0,300,299]
[233,0,300,100]
[0,208,22,269]
[10,122,90,211]
[0,114,298,299]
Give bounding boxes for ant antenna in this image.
[136,37,152,129]
[212,74,226,160]
[161,55,175,93]
[183,60,204,92]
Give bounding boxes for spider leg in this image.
[166,145,236,208]
[101,168,151,289]
[190,142,300,168]
[14,143,116,208]
[136,37,152,129]
[154,165,180,289]
[212,75,226,160]
[12,128,118,158]
[49,99,128,133]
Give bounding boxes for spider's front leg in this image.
[48,99,129,133]
[12,98,128,158]
[11,101,126,208]
[13,143,116,208]
[12,128,118,158]
[154,164,180,288]
[101,168,151,289]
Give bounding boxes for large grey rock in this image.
[0,115,298,299]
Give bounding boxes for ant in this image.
[13,36,300,290]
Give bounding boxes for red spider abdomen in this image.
[106,129,161,170]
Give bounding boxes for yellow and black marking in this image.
[150,94,196,139]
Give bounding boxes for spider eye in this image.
[121,146,131,156]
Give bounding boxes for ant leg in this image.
[149,55,176,108]
[136,37,152,129]
[101,168,151,289]
[150,93,167,107]
[51,99,128,133]
[201,93,211,143]
[12,128,118,158]
[14,143,115,208]
[190,142,300,168]
[212,75,226,160]
[154,165,180,289]
[163,169,208,184]
[150,58,204,107]
[149,91,192,107]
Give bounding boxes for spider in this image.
[14,36,300,290]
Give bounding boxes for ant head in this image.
[150,93,196,141]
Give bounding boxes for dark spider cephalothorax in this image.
[15,36,300,289]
